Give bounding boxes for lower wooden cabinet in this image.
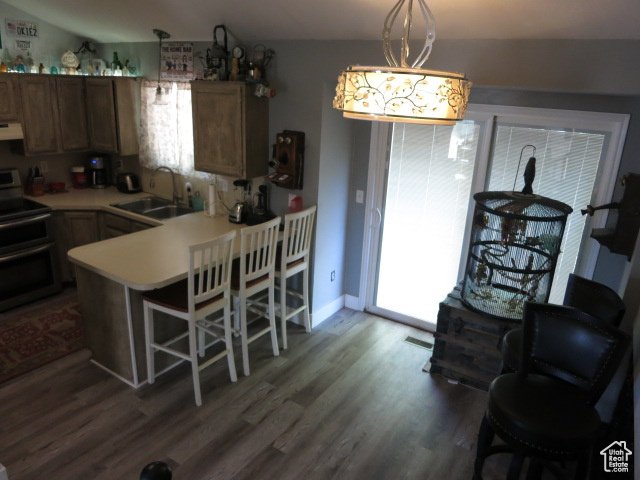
[101,212,153,239]
[52,211,101,283]
[53,210,155,282]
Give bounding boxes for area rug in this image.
[0,296,85,384]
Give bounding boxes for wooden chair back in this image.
[188,230,236,313]
[239,216,281,286]
[281,206,316,269]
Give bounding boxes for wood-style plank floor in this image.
[0,306,514,480]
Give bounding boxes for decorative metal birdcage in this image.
[460,191,572,320]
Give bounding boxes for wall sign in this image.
[5,20,39,38]
[15,39,31,51]
[160,43,194,81]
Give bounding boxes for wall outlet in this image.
[39,161,48,174]
[356,189,364,204]
[218,178,228,192]
[331,270,336,282]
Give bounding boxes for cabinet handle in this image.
[0,213,50,230]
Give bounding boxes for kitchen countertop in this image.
[26,187,163,225]
[31,187,247,291]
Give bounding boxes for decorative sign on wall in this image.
[15,39,31,51]
[160,43,194,81]
[5,20,39,38]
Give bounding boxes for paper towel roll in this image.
[207,184,217,216]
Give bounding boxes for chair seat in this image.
[488,373,602,458]
[142,277,223,313]
[231,258,269,291]
[275,245,305,272]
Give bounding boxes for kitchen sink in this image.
[141,204,195,220]
[111,196,171,212]
[111,197,194,219]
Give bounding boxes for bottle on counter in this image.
[25,168,33,195]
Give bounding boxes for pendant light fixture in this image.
[153,28,170,106]
[333,0,471,125]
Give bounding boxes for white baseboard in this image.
[311,295,346,327]
[344,294,362,311]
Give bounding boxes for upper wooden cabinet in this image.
[85,77,139,156]
[4,73,139,156]
[55,76,90,152]
[12,74,89,155]
[16,75,60,154]
[191,81,268,178]
[0,74,19,122]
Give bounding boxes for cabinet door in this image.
[53,211,100,282]
[85,78,119,153]
[17,75,60,154]
[192,83,244,177]
[55,77,90,151]
[113,78,140,156]
[0,74,19,122]
[66,211,100,247]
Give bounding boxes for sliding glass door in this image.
[363,106,628,330]
[365,119,486,328]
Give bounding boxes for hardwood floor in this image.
[0,307,511,480]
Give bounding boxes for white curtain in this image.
[139,80,204,177]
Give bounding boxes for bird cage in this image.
[460,191,572,320]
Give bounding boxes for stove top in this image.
[0,197,52,222]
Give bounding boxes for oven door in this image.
[0,213,53,255]
[0,242,62,312]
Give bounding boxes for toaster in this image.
[116,173,141,193]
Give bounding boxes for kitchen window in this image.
[139,80,204,177]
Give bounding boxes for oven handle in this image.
[0,213,51,229]
[0,243,52,263]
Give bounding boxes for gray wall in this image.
[3,0,640,318]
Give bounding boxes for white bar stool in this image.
[276,205,316,350]
[142,230,237,406]
[231,216,281,376]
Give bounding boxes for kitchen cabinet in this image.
[101,211,154,239]
[191,81,268,178]
[85,77,140,155]
[14,75,59,154]
[12,74,89,155]
[53,211,101,282]
[55,76,90,151]
[0,73,19,122]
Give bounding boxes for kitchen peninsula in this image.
[33,188,246,387]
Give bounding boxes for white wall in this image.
[0,1,84,71]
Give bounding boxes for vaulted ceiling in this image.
[5,0,640,44]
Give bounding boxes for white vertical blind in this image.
[375,121,480,323]
[487,124,605,303]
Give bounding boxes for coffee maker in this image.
[89,157,108,188]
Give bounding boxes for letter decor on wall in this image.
[5,20,39,39]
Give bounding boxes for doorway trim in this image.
[357,104,629,328]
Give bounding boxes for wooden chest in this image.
[426,288,520,391]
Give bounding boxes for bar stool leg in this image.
[268,282,280,357]
[280,276,288,350]
[143,302,156,384]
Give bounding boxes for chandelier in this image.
[333,0,471,125]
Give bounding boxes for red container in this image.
[71,166,88,189]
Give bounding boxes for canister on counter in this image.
[70,166,88,189]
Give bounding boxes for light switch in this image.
[356,189,364,204]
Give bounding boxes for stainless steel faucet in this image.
[150,166,181,204]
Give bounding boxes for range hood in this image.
[0,123,24,141]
